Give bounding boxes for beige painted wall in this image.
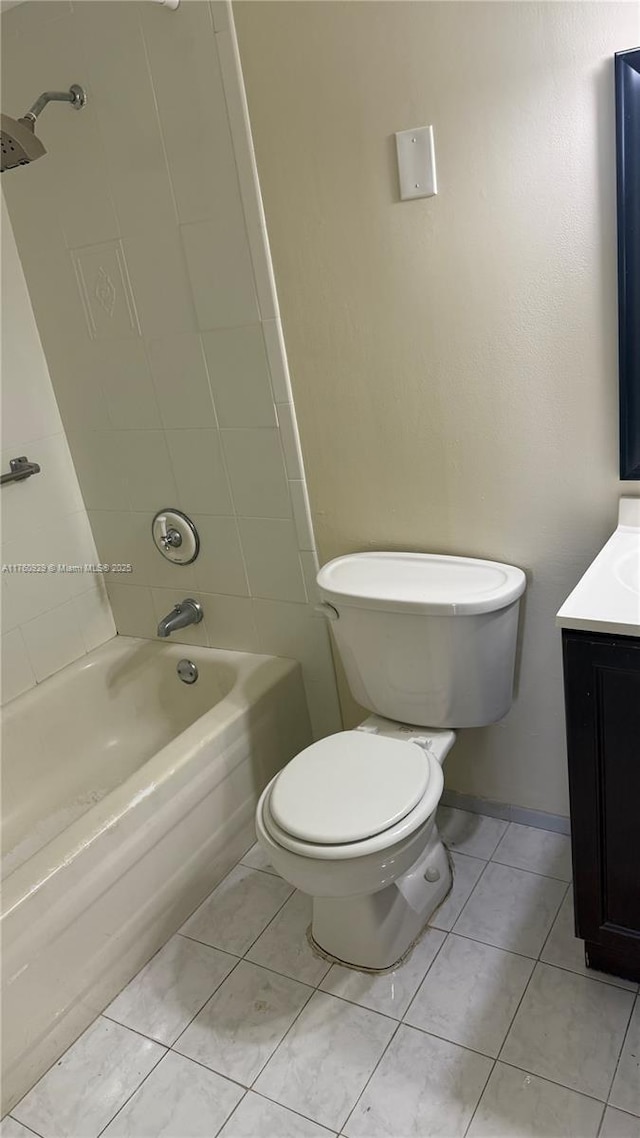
[1,0,341,738]
[235,0,640,814]
[1,195,114,703]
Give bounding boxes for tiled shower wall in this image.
[1,195,115,705]
[1,0,341,737]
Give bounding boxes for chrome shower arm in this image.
[24,85,86,123]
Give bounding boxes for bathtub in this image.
[1,635,311,1114]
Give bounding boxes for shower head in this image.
[1,113,47,171]
[1,84,86,173]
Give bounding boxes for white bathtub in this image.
[1,635,311,1114]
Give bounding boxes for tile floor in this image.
[5,809,640,1138]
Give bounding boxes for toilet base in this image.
[311,832,451,970]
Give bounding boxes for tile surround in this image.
[1,0,341,737]
[202,325,276,428]
[8,814,640,1138]
[0,199,115,705]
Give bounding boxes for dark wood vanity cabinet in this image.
[562,630,640,982]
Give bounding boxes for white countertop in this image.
[556,498,640,637]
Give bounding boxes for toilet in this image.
[256,551,526,970]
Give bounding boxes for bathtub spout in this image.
[156,598,203,638]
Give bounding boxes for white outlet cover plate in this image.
[395,125,437,200]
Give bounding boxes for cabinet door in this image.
[562,631,640,976]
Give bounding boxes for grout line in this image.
[6,1119,43,1138]
[462,1056,497,1138]
[399,929,450,1024]
[443,925,539,965]
[498,1057,622,1108]
[490,855,573,884]
[443,850,492,934]
[93,1027,168,1138]
[604,988,638,1106]
[104,942,242,1050]
[339,1020,403,1134]
[484,854,573,885]
[99,1012,173,1048]
[251,1088,340,1135]
[244,976,317,1091]
[13,831,620,1134]
[164,1046,250,1093]
[537,881,572,962]
[211,1089,250,1138]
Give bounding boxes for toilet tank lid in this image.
[317,552,526,616]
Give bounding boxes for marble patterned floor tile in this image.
[501,962,635,1100]
[101,1051,243,1137]
[254,990,396,1131]
[541,893,638,991]
[601,1107,640,1138]
[492,822,573,881]
[319,927,445,1019]
[610,999,640,1116]
[174,960,312,1086]
[180,864,292,955]
[240,842,279,876]
[453,862,566,957]
[0,1121,39,1138]
[404,933,534,1056]
[437,807,508,859]
[105,934,237,1044]
[344,1023,492,1138]
[218,1092,336,1137]
[466,1062,604,1137]
[12,1017,165,1138]
[247,891,331,986]
[429,851,486,931]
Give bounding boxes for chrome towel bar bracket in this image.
[1,456,41,485]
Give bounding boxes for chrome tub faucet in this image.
[156,598,203,639]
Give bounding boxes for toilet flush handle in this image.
[314,601,340,621]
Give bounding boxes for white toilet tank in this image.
[317,552,526,728]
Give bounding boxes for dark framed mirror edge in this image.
[615,47,640,480]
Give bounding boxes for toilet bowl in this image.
[256,551,526,970]
[256,717,455,969]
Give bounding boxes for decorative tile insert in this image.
[71,241,140,341]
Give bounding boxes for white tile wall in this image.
[1,1,340,737]
[0,196,115,705]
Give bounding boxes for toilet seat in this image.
[261,732,444,862]
[270,731,432,844]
